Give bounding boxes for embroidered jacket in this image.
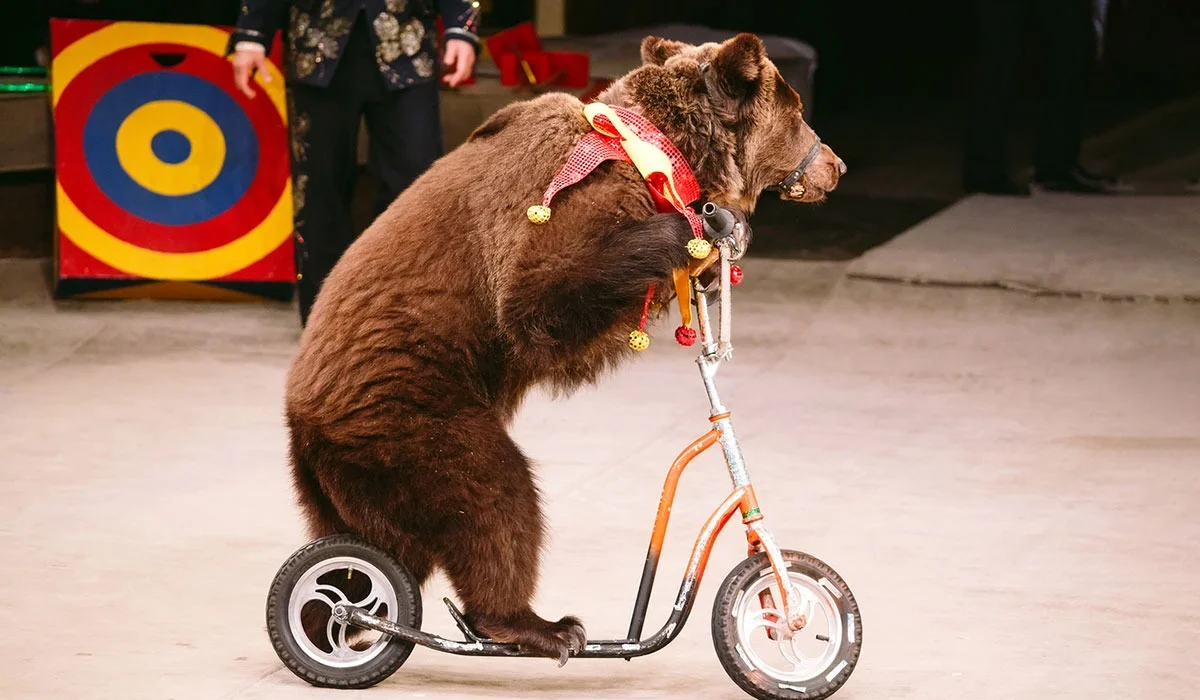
[229,0,481,90]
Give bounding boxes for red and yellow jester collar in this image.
[527,103,713,350]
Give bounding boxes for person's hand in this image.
[232,46,271,99]
[442,40,476,87]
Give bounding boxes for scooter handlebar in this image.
[701,202,735,240]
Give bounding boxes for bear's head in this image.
[600,33,844,213]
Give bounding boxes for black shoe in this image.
[963,175,1031,196]
[1072,165,1118,188]
[1034,166,1117,194]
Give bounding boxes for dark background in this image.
[562,0,1199,107]
[3,0,1198,260]
[6,0,1199,105]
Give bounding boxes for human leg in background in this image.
[1031,0,1115,193]
[289,16,375,326]
[364,80,445,218]
[963,0,1032,195]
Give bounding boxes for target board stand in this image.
[49,19,295,301]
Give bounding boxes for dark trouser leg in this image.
[963,0,1028,185]
[289,78,361,325]
[1032,0,1094,180]
[363,80,445,218]
[289,20,377,325]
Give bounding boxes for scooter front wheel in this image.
[266,535,422,689]
[711,550,861,700]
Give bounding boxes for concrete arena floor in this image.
[1,259,1198,700]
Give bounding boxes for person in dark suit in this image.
[963,0,1116,195]
[229,0,481,325]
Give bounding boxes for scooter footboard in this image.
[335,604,682,660]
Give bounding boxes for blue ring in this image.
[83,72,259,226]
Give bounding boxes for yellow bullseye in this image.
[115,100,226,196]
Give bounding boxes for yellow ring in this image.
[52,21,290,280]
[115,101,226,197]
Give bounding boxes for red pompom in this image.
[729,264,743,285]
[675,326,697,346]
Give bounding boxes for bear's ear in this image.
[641,36,689,65]
[709,33,767,97]
[467,100,521,140]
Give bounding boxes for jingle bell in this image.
[527,205,552,224]
[628,330,651,351]
[686,238,712,259]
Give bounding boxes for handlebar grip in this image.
[701,201,735,239]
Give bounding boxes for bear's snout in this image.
[816,144,845,189]
[782,143,843,203]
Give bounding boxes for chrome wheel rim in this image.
[733,569,846,684]
[288,555,399,668]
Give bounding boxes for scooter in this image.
[265,204,863,700]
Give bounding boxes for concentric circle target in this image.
[52,23,292,281]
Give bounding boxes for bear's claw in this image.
[552,618,588,667]
[471,613,588,666]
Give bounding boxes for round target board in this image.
[50,19,294,297]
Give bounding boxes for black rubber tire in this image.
[712,550,862,700]
[266,535,422,689]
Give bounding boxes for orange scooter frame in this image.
[621,420,809,648]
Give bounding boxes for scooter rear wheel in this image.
[711,550,861,700]
[266,534,422,689]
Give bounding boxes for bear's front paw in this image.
[727,207,753,260]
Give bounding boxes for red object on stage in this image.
[497,50,551,84]
[486,22,590,88]
[578,78,613,103]
[547,51,590,88]
[495,52,521,84]
[486,22,540,72]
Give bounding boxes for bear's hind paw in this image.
[474,613,587,666]
[552,616,588,667]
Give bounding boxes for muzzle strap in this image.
[776,136,822,191]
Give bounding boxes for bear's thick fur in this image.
[284,33,843,662]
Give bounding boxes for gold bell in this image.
[686,238,712,259]
[628,330,650,351]
[527,205,552,224]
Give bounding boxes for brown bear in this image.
[284,32,844,663]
